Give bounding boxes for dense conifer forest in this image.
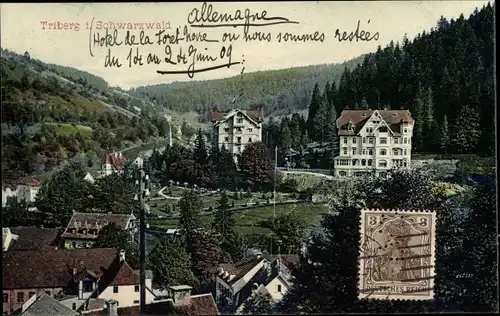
[265,3,495,156]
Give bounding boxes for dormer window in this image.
[82,229,87,235]
[71,228,77,234]
[348,123,355,131]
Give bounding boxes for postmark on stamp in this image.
[358,209,436,300]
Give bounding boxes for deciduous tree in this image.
[149,236,198,290]
[239,142,274,190]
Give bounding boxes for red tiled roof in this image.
[9,226,62,251]
[5,177,41,187]
[102,153,127,170]
[210,111,226,122]
[61,212,134,239]
[246,107,264,122]
[262,254,300,268]
[84,294,219,316]
[2,248,119,289]
[337,109,413,135]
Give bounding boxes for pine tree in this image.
[327,102,339,158]
[440,114,450,155]
[312,95,330,145]
[423,87,439,151]
[212,194,235,246]
[306,83,322,141]
[281,122,292,151]
[412,84,425,151]
[330,81,341,115]
[193,128,208,165]
[452,104,481,154]
[178,191,202,236]
[360,97,369,109]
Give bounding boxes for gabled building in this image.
[82,286,219,315]
[333,109,414,177]
[210,108,264,155]
[214,254,298,313]
[2,248,154,315]
[16,293,78,316]
[101,152,127,177]
[60,212,136,249]
[5,226,62,252]
[2,178,42,207]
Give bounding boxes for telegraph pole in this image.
[135,169,150,313]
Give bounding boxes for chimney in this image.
[105,300,119,316]
[169,285,193,306]
[118,249,125,262]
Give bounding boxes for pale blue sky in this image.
[1,1,490,89]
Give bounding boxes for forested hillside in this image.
[267,3,495,156]
[128,56,365,121]
[0,49,173,180]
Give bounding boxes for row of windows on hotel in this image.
[224,127,255,133]
[335,158,408,168]
[341,147,409,156]
[222,136,253,144]
[342,136,411,145]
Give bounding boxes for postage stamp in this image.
[358,209,436,300]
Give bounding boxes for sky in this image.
[0,1,490,89]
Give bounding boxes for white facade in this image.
[98,280,155,308]
[133,157,144,169]
[213,109,263,155]
[2,228,19,252]
[333,110,414,177]
[2,182,40,207]
[263,275,288,301]
[59,278,155,311]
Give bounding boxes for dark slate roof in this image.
[9,227,61,251]
[61,212,134,240]
[210,108,264,123]
[219,256,264,284]
[2,248,136,290]
[19,294,78,316]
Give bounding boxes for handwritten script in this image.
[88,2,380,78]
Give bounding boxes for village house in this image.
[3,226,62,252]
[60,212,136,250]
[2,178,42,207]
[15,293,78,316]
[333,109,414,177]
[211,107,264,156]
[81,286,219,316]
[214,254,298,313]
[100,152,127,177]
[2,248,155,315]
[83,173,96,184]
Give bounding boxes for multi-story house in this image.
[214,254,298,313]
[2,248,154,315]
[333,109,414,177]
[211,108,264,155]
[101,152,127,177]
[2,178,41,207]
[60,212,137,249]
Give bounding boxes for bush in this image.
[279,178,299,193]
